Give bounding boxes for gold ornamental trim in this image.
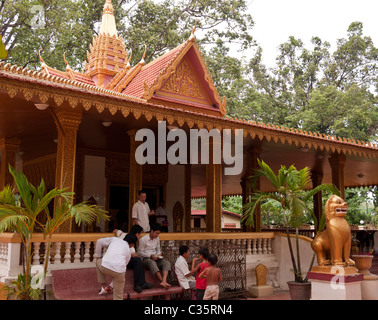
[0,62,377,161]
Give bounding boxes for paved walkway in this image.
[246,291,291,300]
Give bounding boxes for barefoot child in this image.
[199,253,222,300]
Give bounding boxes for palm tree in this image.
[243,159,339,283]
[0,165,109,299]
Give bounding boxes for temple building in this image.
[0,0,378,236]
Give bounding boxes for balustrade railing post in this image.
[84,242,91,263]
[32,242,41,265]
[252,239,257,255]
[267,238,272,254]
[74,242,81,263]
[262,238,267,254]
[257,238,262,254]
[54,242,62,264]
[247,239,252,255]
[64,242,72,264]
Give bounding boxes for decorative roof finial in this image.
[38,49,51,75]
[126,49,132,68]
[139,44,147,66]
[189,20,197,41]
[38,49,45,64]
[63,51,73,72]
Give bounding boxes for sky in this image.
[245,0,378,68]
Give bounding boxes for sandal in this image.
[99,286,111,295]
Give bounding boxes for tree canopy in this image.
[222,22,378,142]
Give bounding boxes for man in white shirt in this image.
[113,225,153,293]
[137,223,171,288]
[175,245,196,290]
[95,233,137,300]
[132,190,155,232]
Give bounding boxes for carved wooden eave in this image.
[0,60,377,162]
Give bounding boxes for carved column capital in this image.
[328,152,346,168]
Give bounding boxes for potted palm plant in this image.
[243,159,339,300]
[0,165,109,300]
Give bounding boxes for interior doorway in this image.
[108,185,129,232]
[107,185,164,232]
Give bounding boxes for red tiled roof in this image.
[112,65,140,92]
[71,71,96,86]
[43,66,70,79]
[42,65,95,86]
[122,42,187,98]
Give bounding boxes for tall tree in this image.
[1,0,254,69]
[245,22,378,142]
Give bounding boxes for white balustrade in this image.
[0,232,279,286]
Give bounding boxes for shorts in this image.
[203,285,219,300]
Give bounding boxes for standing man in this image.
[137,223,171,288]
[132,190,155,233]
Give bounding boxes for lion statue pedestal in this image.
[307,195,363,300]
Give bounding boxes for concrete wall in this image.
[222,214,241,229]
[273,233,314,290]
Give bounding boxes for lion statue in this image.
[311,195,355,267]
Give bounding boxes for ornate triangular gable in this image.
[141,39,226,117]
[154,55,214,109]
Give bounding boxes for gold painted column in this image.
[205,141,222,233]
[54,111,82,233]
[184,163,192,232]
[0,138,21,190]
[311,170,323,232]
[328,152,346,200]
[127,130,142,231]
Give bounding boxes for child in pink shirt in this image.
[191,247,210,300]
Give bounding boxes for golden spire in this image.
[85,0,127,87]
[99,0,118,36]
